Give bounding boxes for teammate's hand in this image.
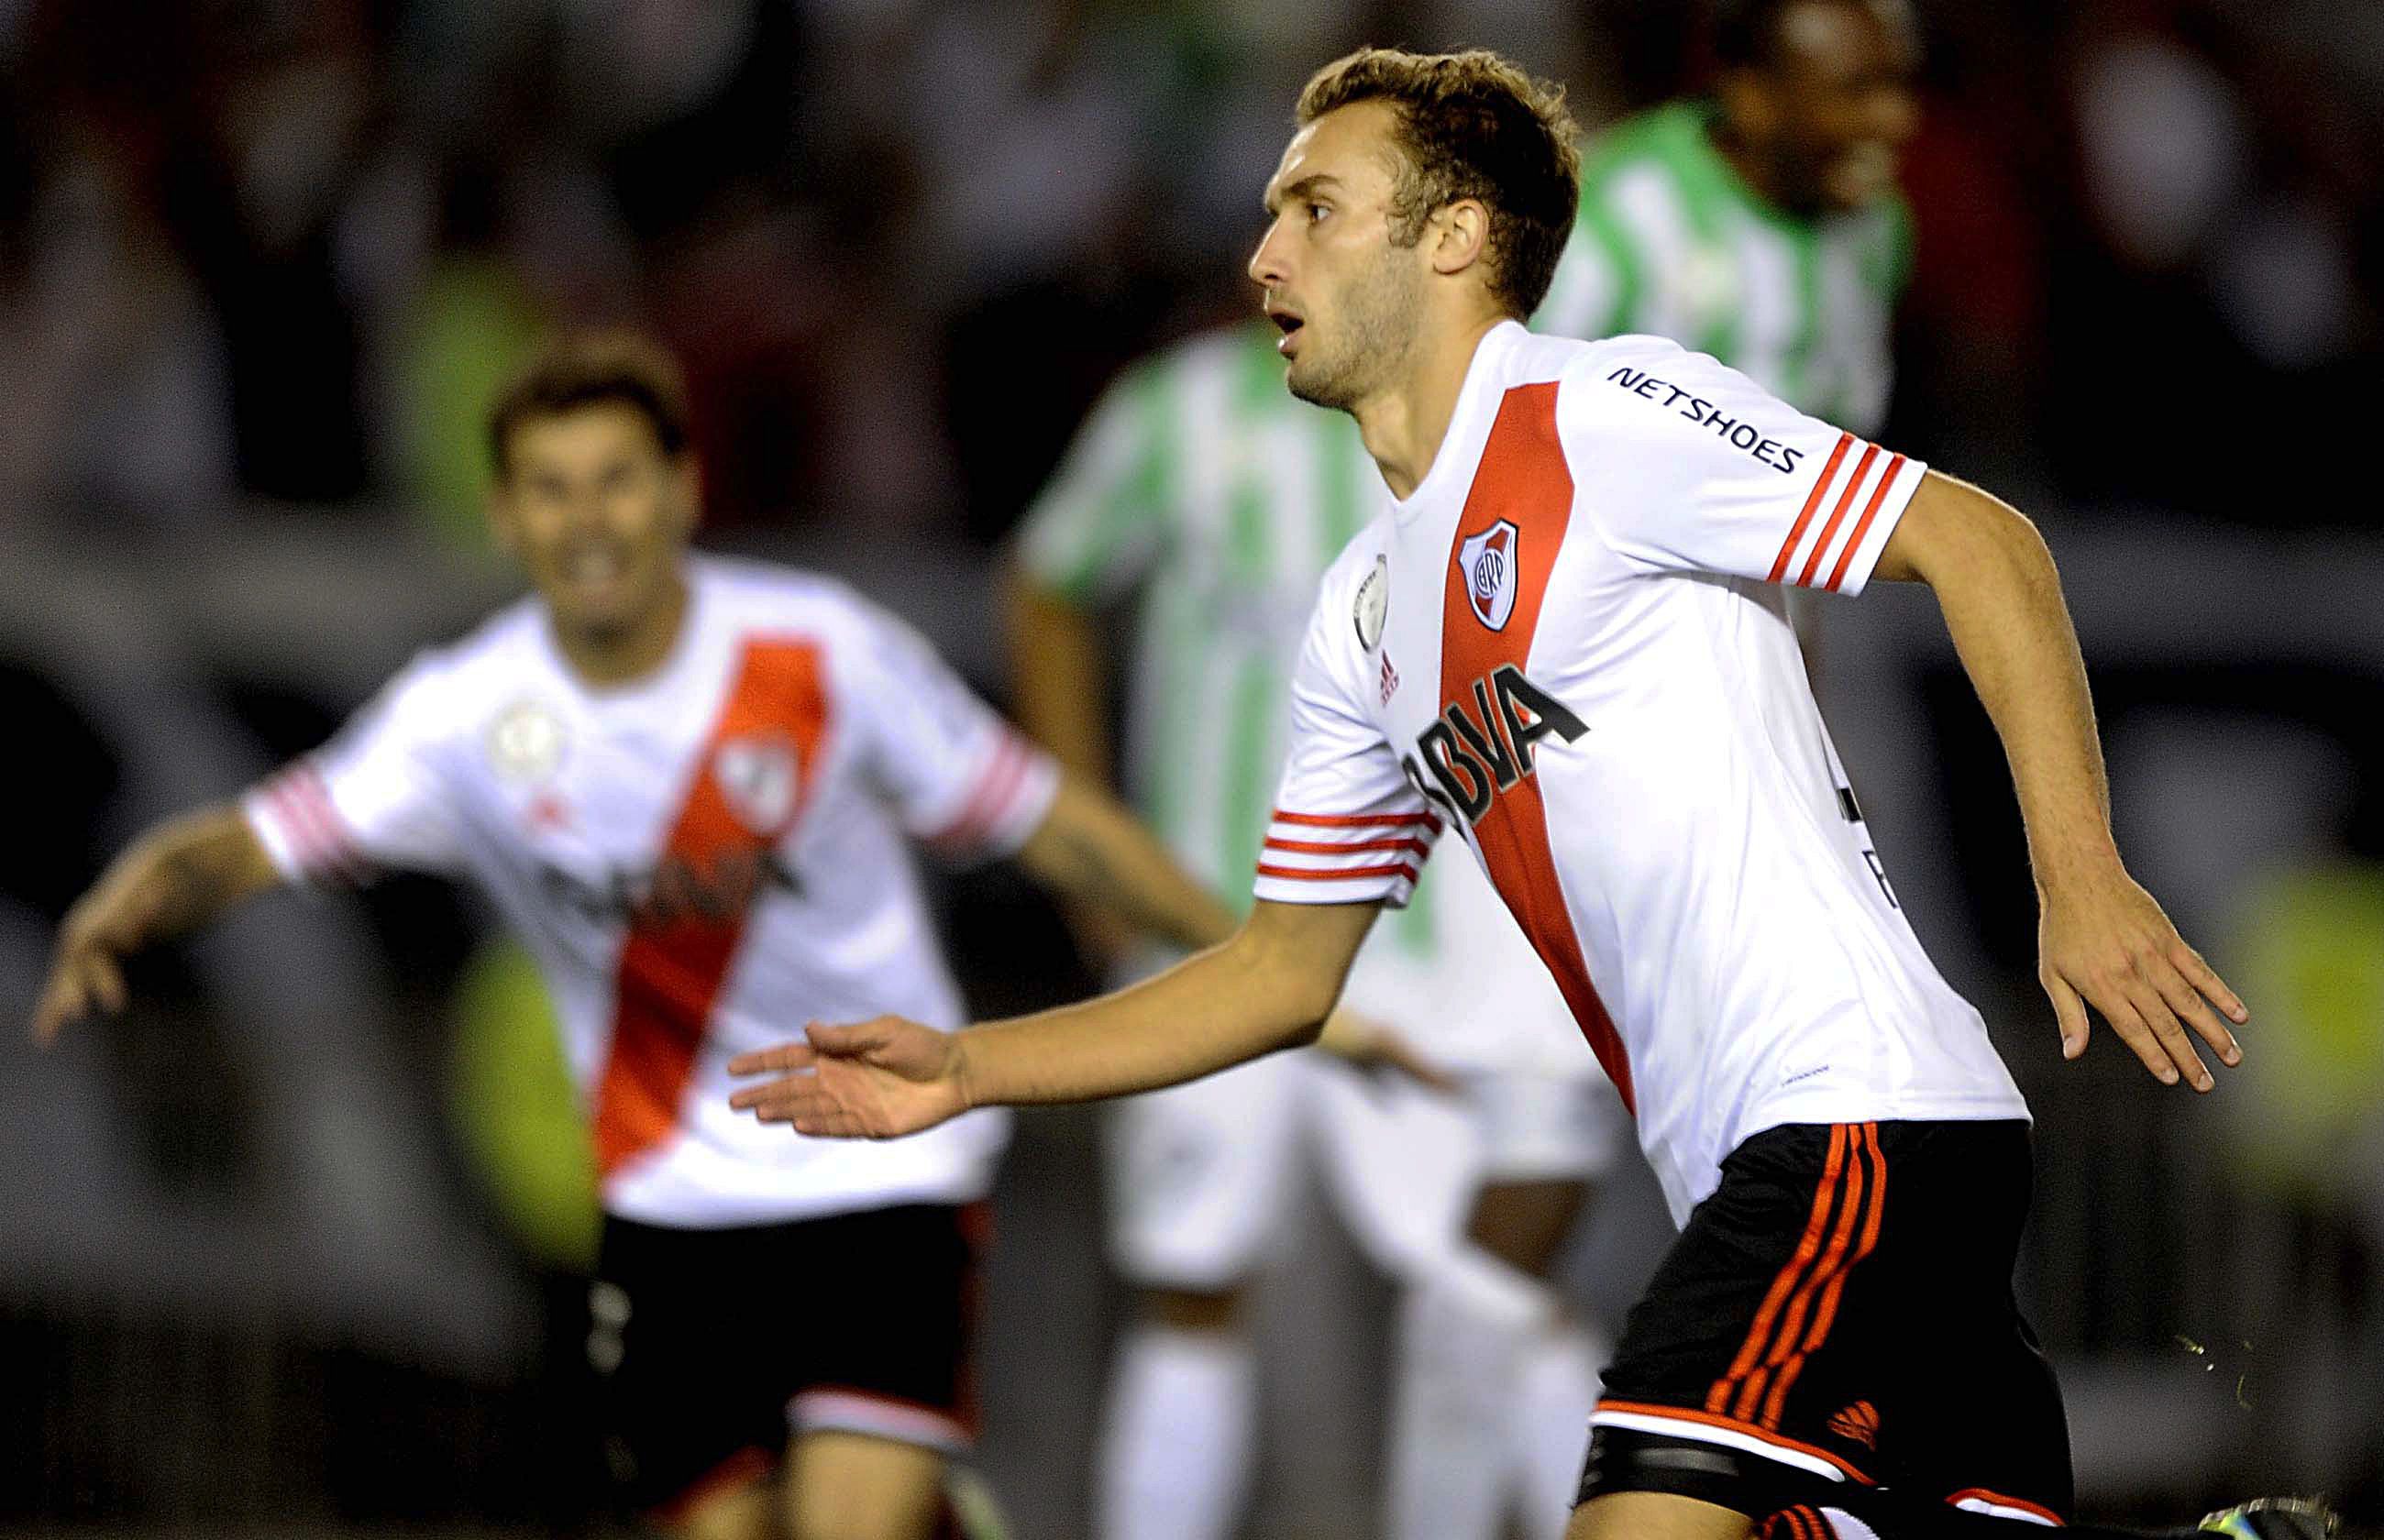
[726,1017,971,1138]
[2036,867,2246,1092]
[31,881,150,1044]
[1315,1007,1462,1094]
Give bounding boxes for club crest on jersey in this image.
[488,698,567,783]
[1352,555,1389,651]
[713,732,800,835]
[1456,520,1519,632]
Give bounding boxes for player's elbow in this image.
[1219,918,1342,1050]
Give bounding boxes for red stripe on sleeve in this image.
[1270,808,1440,831]
[1794,442,1880,588]
[1255,861,1420,885]
[1262,835,1432,858]
[1766,433,1854,583]
[1823,455,1908,593]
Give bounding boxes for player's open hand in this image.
[2036,867,2246,1092]
[727,1016,971,1138]
[1315,1007,1462,1094]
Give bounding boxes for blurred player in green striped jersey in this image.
[1536,0,1919,437]
[1006,320,1626,1540]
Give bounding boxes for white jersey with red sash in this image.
[245,556,1055,1227]
[1253,322,2026,1222]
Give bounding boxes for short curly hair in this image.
[1297,47,1582,318]
[487,330,692,480]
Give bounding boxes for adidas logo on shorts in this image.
[1827,1400,1881,1449]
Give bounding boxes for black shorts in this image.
[590,1202,986,1519]
[1580,1121,2072,1526]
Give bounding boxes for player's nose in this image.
[1248,220,1293,292]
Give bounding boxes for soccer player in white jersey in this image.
[30,333,1253,1540]
[729,48,2330,1540]
[1536,0,1918,436]
[1009,319,1624,1540]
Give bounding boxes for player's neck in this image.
[1352,311,1506,501]
[549,567,692,688]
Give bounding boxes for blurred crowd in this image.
[4,0,2379,548]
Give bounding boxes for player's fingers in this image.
[2147,957,2241,1068]
[2085,983,2181,1086]
[2169,940,2249,1027]
[1381,1036,1462,1094]
[727,1040,819,1079]
[805,1018,890,1054]
[2042,972,2090,1061]
[30,966,85,1044]
[2123,970,2213,1091]
[729,1072,815,1112]
[86,952,127,1016]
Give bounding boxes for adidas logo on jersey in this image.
[1401,665,1586,827]
[1827,1400,1881,1449]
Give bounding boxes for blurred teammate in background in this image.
[1538,0,1917,434]
[733,48,2328,1540]
[32,333,1247,1540]
[1008,319,1625,1540]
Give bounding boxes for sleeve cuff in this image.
[242,763,373,887]
[1251,808,1441,909]
[921,732,1062,862]
[1768,438,1926,597]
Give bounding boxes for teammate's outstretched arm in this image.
[726,897,1379,1138]
[1872,471,2248,1091]
[31,807,282,1043]
[1010,770,1240,954]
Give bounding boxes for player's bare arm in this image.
[1872,469,2247,1091]
[31,806,282,1043]
[726,897,1379,1138]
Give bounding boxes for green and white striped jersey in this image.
[1534,101,1912,434]
[1013,321,1448,951]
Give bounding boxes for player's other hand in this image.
[727,1017,970,1138]
[1315,1007,1462,1094]
[2036,865,2246,1093]
[30,888,145,1044]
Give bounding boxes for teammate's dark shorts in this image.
[1579,1121,2072,1527]
[590,1202,986,1521]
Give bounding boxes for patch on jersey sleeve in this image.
[1352,554,1390,650]
[1456,520,1519,631]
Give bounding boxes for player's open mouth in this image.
[1268,306,1304,356]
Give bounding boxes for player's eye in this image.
[1307,202,1330,225]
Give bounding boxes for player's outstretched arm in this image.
[727,897,1379,1138]
[1873,471,2247,1091]
[32,806,282,1043]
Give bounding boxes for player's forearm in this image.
[955,923,1333,1107]
[1001,572,1115,783]
[1014,775,1238,952]
[96,806,282,946]
[1905,478,2119,892]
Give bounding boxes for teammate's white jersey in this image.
[244,556,1056,1228]
[1254,322,2027,1222]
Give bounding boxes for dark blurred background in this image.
[4,0,2381,1534]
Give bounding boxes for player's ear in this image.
[1429,197,1491,279]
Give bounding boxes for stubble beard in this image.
[1285,245,1424,417]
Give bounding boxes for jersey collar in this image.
[1389,319,1529,523]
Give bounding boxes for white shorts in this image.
[1105,1053,1628,1290]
